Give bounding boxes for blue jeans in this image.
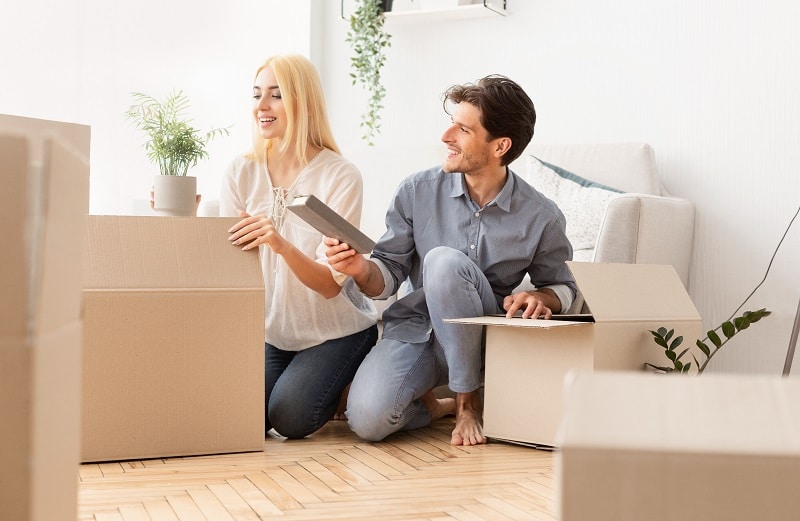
[347,247,501,441]
[265,324,378,439]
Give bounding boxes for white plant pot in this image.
[152,175,197,217]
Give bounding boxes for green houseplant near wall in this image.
[126,90,230,216]
[346,0,393,146]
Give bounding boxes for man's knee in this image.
[423,247,469,285]
[346,391,400,442]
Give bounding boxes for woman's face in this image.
[252,66,287,141]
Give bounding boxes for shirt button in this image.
[474,212,480,217]
[470,244,476,250]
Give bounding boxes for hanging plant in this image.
[346,0,392,146]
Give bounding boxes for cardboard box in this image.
[82,215,265,462]
[557,371,800,521]
[0,115,90,521]
[447,262,701,447]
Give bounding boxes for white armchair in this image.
[515,142,694,288]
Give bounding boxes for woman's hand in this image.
[228,211,287,253]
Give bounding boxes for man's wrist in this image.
[528,288,562,314]
[353,260,382,297]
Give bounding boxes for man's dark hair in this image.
[443,75,536,166]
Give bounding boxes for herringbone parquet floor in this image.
[78,418,557,521]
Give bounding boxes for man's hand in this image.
[228,211,287,253]
[323,236,367,278]
[502,289,560,319]
[324,237,387,297]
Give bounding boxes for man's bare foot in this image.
[420,389,456,421]
[450,391,486,446]
[332,384,350,421]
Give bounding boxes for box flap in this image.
[84,216,263,290]
[559,371,800,455]
[0,113,91,155]
[446,316,590,329]
[568,261,700,322]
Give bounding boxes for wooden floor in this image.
[78,418,557,521]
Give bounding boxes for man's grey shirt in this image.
[370,166,577,344]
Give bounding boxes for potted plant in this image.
[346,0,393,146]
[126,90,230,216]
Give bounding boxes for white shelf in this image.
[386,3,506,23]
[340,1,506,24]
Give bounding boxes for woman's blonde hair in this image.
[249,54,340,164]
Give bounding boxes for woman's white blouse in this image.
[220,149,377,351]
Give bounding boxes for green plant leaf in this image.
[721,321,736,338]
[668,335,684,351]
[666,350,677,361]
[652,337,668,349]
[696,340,710,357]
[663,328,675,343]
[746,308,771,322]
[707,330,722,348]
[734,316,749,330]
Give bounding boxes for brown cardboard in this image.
[0,115,90,521]
[557,371,800,521]
[447,262,702,447]
[82,215,265,462]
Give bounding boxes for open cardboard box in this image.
[557,371,800,521]
[1,115,90,521]
[447,261,701,448]
[81,215,266,462]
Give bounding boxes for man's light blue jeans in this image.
[346,247,502,441]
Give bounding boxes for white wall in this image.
[0,0,312,214]
[2,0,797,375]
[319,0,800,375]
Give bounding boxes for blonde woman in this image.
[224,54,378,439]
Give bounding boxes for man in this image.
[325,75,577,446]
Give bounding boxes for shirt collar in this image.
[447,167,517,212]
[494,167,516,212]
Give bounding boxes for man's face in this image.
[440,102,494,175]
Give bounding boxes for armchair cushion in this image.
[526,156,623,262]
